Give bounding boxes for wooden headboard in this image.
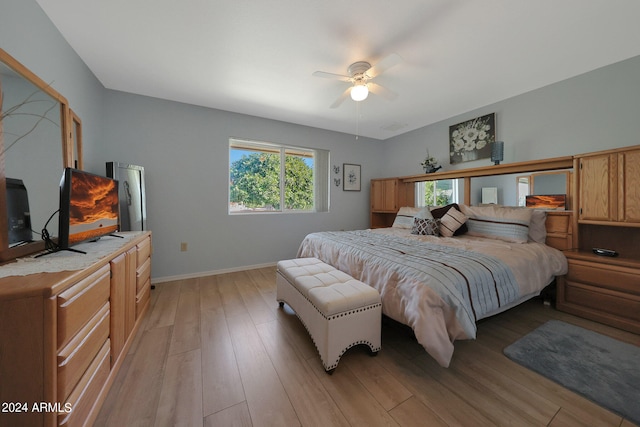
[544,211,573,251]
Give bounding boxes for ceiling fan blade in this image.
[330,87,351,109]
[312,70,351,82]
[366,53,402,78]
[368,82,397,101]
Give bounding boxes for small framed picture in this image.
[343,163,361,191]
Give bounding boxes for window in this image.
[229,138,329,213]
[416,179,459,207]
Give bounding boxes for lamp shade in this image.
[350,84,369,101]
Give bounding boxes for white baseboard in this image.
[151,262,277,284]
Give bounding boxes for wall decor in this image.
[334,178,341,187]
[333,165,340,174]
[449,113,495,164]
[343,163,361,191]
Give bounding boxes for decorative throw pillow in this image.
[430,203,468,235]
[392,207,422,229]
[459,204,532,243]
[438,207,468,237]
[411,217,440,236]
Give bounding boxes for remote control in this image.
[592,248,618,257]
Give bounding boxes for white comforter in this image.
[297,228,567,367]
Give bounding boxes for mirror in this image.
[516,170,572,208]
[1,48,74,262]
[470,170,572,208]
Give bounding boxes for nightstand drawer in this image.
[564,281,640,322]
[566,260,640,296]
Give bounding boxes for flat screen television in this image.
[6,178,32,246]
[106,162,147,231]
[58,168,120,250]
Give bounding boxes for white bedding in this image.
[297,227,567,367]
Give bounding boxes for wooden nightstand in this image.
[557,250,640,334]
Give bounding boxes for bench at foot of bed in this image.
[276,257,382,374]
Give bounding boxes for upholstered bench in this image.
[276,257,382,373]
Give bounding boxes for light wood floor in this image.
[95,267,639,427]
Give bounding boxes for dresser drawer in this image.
[566,260,640,296]
[136,257,151,294]
[57,265,111,349]
[136,277,151,319]
[58,340,110,427]
[57,302,110,402]
[564,280,640,322]
[137,237,151,267]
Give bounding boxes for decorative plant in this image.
[420,149,441,173]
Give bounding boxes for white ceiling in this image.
[36,0,640,140]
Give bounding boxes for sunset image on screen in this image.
[68,173,119,244]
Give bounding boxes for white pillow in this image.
[528,210,547,243]
[459,204,532,243]
[392,207,422,229]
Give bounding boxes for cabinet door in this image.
[618,149,640,223]
[110,253,127,364]
[125,247,137,339]
[579,154,616,221]
[371,179,397,212]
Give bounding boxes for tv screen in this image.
[58,168,119,249]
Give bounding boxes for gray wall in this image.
[382,55,640,178]
[96,90,384,280]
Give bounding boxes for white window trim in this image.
[229,138,329,214]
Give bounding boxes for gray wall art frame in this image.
[343,163,361,191]
[449,113,495,164]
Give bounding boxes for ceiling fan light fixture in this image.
[350,83,369,101]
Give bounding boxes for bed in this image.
[297,204,568,367]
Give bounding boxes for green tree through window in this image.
[229,140,316,213]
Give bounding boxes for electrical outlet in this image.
[180,242,188,252]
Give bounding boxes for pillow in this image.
[414,207,435,220]
[459,204,532,243]
[528,209,547,243]
[411,217,440,236]
[391,207,422,229]
[430,203,468,235]
[438,207,468,237]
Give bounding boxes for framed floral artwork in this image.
[343,163,361,191]
[449,113,495,164]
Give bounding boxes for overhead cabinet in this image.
[578,146,640,225]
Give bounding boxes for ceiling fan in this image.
[313,53,402,108]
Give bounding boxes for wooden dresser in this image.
[556,145,640,334]
[0,231,152,427]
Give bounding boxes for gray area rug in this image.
[504,320,640,425]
